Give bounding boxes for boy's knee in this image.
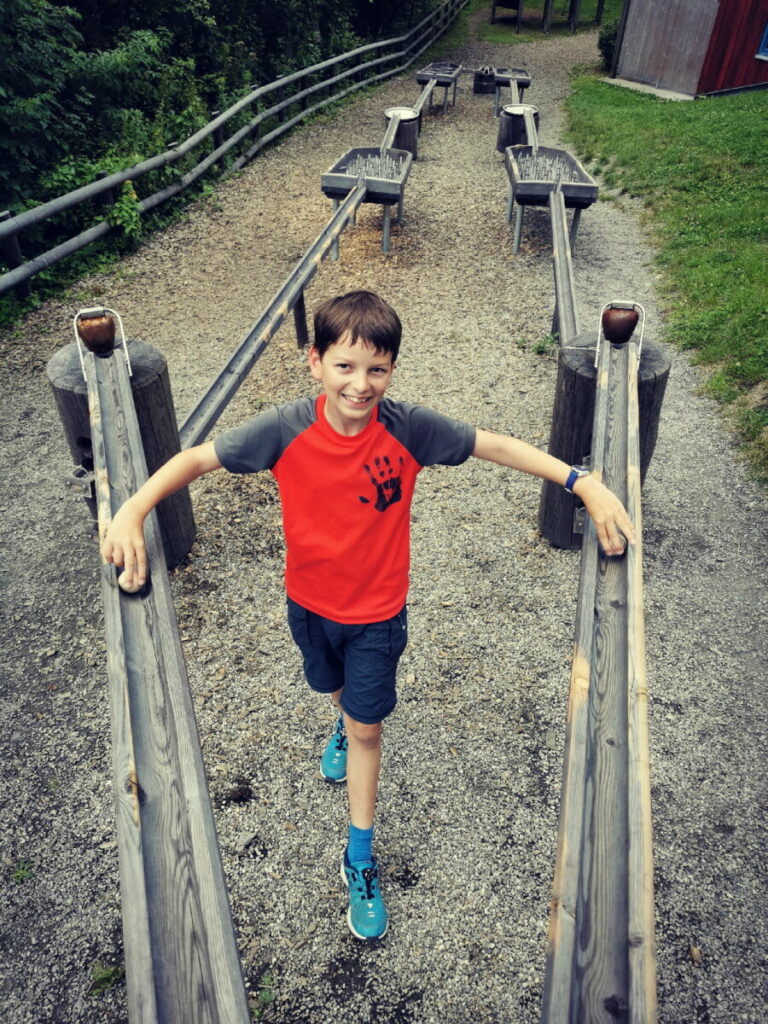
[345,717,382,748]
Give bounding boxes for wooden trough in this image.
[81,330,250,1023]
[541,330,657,1024]
[321,147,413,205]
[505,145,597,253]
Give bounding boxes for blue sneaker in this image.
[320,714,347,783]
[341,851,389,941]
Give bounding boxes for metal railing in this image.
[0,0,468,299]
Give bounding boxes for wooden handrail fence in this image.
[85,335,251,1022]
[540,325,656,1024]
[535,182,657,1021]
[0,0,468,299]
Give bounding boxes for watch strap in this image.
[564,467,588,492]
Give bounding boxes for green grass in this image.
[88,963,125,997]
[565,76,768,481]
[475,0,623,46]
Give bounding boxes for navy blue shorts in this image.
[286,598,408,725]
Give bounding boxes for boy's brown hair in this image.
[313,290,402,360]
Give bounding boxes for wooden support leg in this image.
[513,204,524,253]
[569,208,583,252]
[331,200,340,260]
[293,289,309,348]
[506,185,514,224]
[382,204,391,253]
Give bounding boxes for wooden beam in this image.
[541,337,657,1023]
[85,347,250,1023]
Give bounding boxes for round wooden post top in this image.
[77,312,116,355]
[602,305,639,346]
[384,106,418,122]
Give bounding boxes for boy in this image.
[102,290,634,942]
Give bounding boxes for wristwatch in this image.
[564,465,590,492]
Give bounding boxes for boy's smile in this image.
[309,333,395,436]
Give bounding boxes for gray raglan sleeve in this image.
[379,400,476,467]
[213,397,315,473]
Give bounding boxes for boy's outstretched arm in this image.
[472,429,635,556]
[101,441,222,586]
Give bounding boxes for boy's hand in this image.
[572,475,636,556]
[101,499,148,587]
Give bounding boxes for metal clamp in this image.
[65,464,95,500]
[73,306,132,381]
[595,300,645,367]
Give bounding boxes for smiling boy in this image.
[102,290,634,941]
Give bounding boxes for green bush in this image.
[598,19,619,72]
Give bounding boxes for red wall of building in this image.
[697,0,768,93]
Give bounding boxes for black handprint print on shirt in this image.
[359,455,405,511]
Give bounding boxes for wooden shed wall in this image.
[697,0,768,94]
[616,0,720,94]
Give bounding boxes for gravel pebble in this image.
[1,24,766,1024]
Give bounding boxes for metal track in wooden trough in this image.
[540,335,656,1024]
[85,347,250,1023]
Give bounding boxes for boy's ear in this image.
[308,346,323,380]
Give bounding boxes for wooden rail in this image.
[549,189,580,343]
[85,343,250,1022]
[0,0,468,298]
[540,335,656,1023]
[179,180,367,449]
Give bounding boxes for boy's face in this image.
[309,332,395,436]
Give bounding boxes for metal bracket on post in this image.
[65,464,96,502]
[573,505,587,535]
[571,453,592,535]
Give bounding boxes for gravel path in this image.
[1,23,767,1024]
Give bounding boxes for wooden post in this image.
[210,110,227,170]
[94,171,117,212]
[384,107,419,158]
[0,211,32,299]
[538,331,670,548]
[496,104,540,152]
[47,338,195,567]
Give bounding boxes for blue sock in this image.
[347,824,374,864]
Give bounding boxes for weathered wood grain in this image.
[538,333,670,549]
[85,348,250,1023]
[47,340,196,566]
[626,344,657,1024]
[541,339,657,1023]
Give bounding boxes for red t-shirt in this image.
[215,395,475,623]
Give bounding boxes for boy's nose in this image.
[351,370,369,393]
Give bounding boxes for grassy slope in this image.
[454,0,767,482]
[565,77,768,480]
